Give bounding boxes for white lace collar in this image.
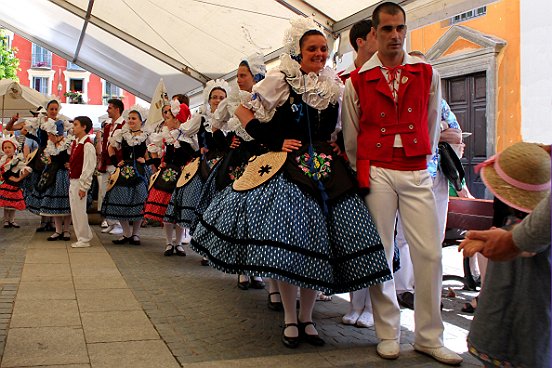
[44,137,72,156]
[119,125,148,147]
[279,54,342,110]
[161,126,182,148]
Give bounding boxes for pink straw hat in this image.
[477,142,550,213]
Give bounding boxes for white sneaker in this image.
[342,310,361,325]
[413,344,463,365]
[100,220,109,228]
[108,224,123,235]
[355,310,374,328]
[181,228,192,244]
[377,339,400,360]
[71,242,91,248]
[101,224,114,233]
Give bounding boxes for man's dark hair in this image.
[349,20,373,52]
[372,2,406,29]
[107,98,125,114]
[74,116,93,133]
[172,94,189,106]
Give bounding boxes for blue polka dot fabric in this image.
[164,173,204,227]
[191,172,392,294]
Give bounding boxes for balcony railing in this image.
[31,53,52,68]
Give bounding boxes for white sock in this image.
[120,220,132,237]
[175,225,184,245]
[132,221,141,236]
[163,223,174,244]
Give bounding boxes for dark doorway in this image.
[444,72,487,198]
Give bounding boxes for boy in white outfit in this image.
[69,116,95,248]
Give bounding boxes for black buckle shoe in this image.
[237,276,250,290]
[112,236,131,245]
[281,323,300,348]
[175,245,186,256]
[164,245,174,256]
[298,321,325,346]
[250,277,266,289]
[129,236,141,245]
[47,232,62,241]
[267,292,283,311]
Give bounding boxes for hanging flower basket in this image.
[64,90,83,104]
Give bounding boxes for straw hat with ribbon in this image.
[476,142,550,213]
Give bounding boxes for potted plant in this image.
[64,90,83,104]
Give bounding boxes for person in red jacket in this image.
[341,2,462,365]
[69,116,96,248]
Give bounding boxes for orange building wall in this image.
[409,0,520,152]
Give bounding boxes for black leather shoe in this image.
[298,321,325,346]
[237,276,250,290]
[397,292,415,310]
[129,235,141,245]
[200,258,209,266]
[250,277,266,289]
[36,223,48,232]
[164,245,174,256]
[281,323,300,348]
[112,236,131,245]
[267,292,283,311]
[47,232,62,241]
[175,246,186,256]
[61,232,71,241]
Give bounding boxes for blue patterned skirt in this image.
[191,173,392,294]
[38,169,70,216]
[101,169,150,222]
[164,173,204,227]
[23,171,43,215]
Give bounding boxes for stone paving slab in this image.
[80,310,160,343]
[73,275,127,290]
[24,249,69,264]
[1,326,88,367]
[20,263,72,281]
[16,280,75,300]
[87,340,181,368]
[76,288,142,312]
[10,299,80,328]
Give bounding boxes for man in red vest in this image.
[69,116,96,248]
[341,2,462,365]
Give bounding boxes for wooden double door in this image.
[443,72,488,199]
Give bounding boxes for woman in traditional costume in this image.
[38,119,72,241]
[102,107,150,245]
[191,19,391,348]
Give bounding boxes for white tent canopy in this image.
[0,0,496,106]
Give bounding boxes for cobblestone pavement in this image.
[100,223,482,367]
[0,212,483,367]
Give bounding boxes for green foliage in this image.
[0,30,20,81]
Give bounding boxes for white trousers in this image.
[394,170,449,294]
[69,179,93,244]
[365,166,444,348]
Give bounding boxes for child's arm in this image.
[78,141,97,198]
